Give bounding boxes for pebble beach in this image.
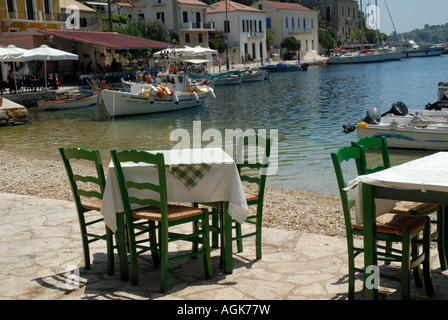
[0,149,346,238]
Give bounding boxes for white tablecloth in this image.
[101,148,249,232]
[345,152,448,224]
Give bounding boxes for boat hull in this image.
[402,47,445,58]
[37,93,98,110]
[357,123,448,150]
[327,53,385,64]
[100,90,208,116]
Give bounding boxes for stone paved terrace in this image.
[1,191,448,303]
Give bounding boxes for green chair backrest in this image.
[235,135,271,199]
[59,147,106,210]
[331,146,366,233]
[351,136,391,174]
[109,149,169,222]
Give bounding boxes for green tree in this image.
[280,36,301,51]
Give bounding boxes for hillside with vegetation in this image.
[387,23,448,45]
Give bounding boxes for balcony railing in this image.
[180,22,214,31]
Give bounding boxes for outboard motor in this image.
[301,63,309,71]
[381,101,409,117]
[363,107,381,124]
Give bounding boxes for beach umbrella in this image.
[0,45,46,93]
[29,45,79,90]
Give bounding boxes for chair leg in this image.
[202,209,213,279]
[116,212,129,281]
[401,231,411,300]
[423,218,434,297]
[160,223,169,293]
[105,226,114,276]
[347,240,356,300]
[149,221,160,266]
[78,214,91,270]
[437,207,447,270]
[236,222,243,253]
[256,205,263,260]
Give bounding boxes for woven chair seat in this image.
[392,201,439,214]
[354,213,427,236]
[245,193,259,202]
[82,198,103,211]
[132,204,204,222]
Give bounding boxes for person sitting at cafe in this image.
[143,71,153,84]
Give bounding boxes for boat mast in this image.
[360,0,364,50]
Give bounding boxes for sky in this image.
[364,0,448,35]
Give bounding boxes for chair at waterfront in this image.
[194,134,271,271]
[352,136,446,270]
[110,149,212,292]
[331,145,433,300]
[59,147,115,275]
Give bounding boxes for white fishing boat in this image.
[344,104,448,150]
[101,71,215,116]
[37,91,98,110]
[239,68,267,82]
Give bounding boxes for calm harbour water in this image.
[1,56,447,195]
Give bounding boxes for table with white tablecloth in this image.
[345,151,448,299]
[100,147,249,274]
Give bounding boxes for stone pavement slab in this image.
[1,192,448,301]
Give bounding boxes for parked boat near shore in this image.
[343,102,448,150]
[401,40,445,58]
[101,71,214,116]
[259,61,308,72]
[37,91,98,110]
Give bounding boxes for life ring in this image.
[169,65,178,73]
[94,70,102,78]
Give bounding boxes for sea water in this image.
[1,55,447,195]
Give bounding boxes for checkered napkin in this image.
[168,163,212,190]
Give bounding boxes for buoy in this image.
[142,87,151,99]
[173,92,179,104]
[192,92,199,103]
[208,88,216,99]
[358,121,367,129]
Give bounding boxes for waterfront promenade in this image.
[2,191,448,301]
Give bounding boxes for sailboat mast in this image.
[360,0,364,50]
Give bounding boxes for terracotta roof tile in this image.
[38,30,170,50]
[177,0,209,6]
[207,0,263,13]
[260,0,313,11]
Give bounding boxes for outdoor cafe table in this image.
[345,151,448,299]
[100,147,249,274]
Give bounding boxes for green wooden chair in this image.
[331,145,433,300]
[234,134,271,259]
[110,149,212,292]
[352,136,447,270]
[59,147,114,275]
[193,134,271,272]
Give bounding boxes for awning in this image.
[38,30,170,50]
[183,59,212,64]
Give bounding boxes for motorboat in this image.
[400,40,445,58]
[343,102,448,150]
[259,61,308,72]
[101,71,215,117]
[228,68,268,82]
[327,49,386,64]
[37,90,98,110]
